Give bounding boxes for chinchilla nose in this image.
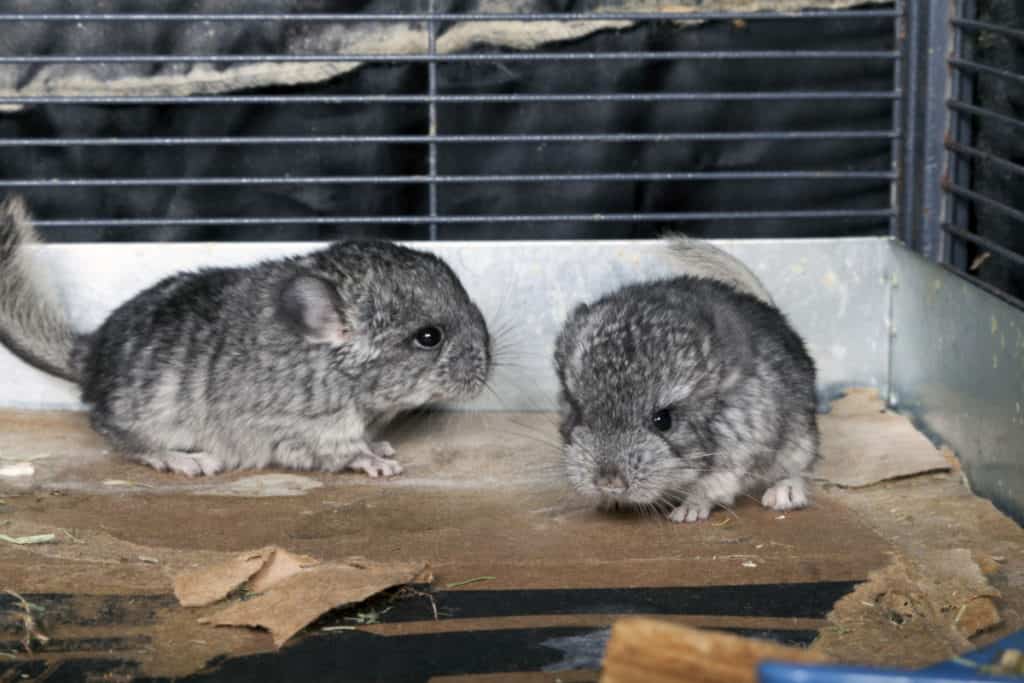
[594,464,627,491]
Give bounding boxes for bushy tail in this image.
[0,195,80,383]
[667,234,774,305]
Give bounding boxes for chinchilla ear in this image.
[277,274,349,346]
[709,301,755,388]
[554,302,590,372]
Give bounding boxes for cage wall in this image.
[0,2,899,242]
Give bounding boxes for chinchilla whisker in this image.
[491,427,562,454]
[715,501,741,520]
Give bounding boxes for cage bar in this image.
[0,171,895,188]
[942,223,1024,270]
[0,131,900,147]
[889,0,906,239]
[0,50,898,65]
[947,100,1024,131]
[949,59,1024,88]
[0,10,900,22]
[949,17,1024,43]
[945,184,1024,226]
[946,142,1024,180]
[0,91,899,106]
[427,0,439,241]
[31,209,894,229]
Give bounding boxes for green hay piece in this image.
[0,533,56,545]
[344,606,393,625]
[445,576,497,589]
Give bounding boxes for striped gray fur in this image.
[0,196,80,383]
[0,196,491,477]
[555,236,818,523]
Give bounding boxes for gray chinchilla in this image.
[554,236,818,522]
[0,195,491,477]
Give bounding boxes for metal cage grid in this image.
[942,0,1024,307]
[5,2,1021,307]
[0,5,901,239]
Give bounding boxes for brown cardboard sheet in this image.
[0,396,1021,679]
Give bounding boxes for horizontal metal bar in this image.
[947,100,1024,131]
[949,58,1024,88]
[32,209,893,229]
[951,17,1024,44]
[0,50,898,65]
[946,141,1024,179]
[0,171,894,188]
[942,222,1024,269]
[0,10,900,22]
[0,130,900,147]
[944,183,1024,225]
[0,91,899,106]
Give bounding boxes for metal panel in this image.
[890,243,1024,523]
[0,238,892,412]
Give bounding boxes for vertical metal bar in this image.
[898,0,952,260]
[427,0,439,241]
[890,0,907,240]
[919,0,952,260]
[943,0,976,270]
[887,0,907,407]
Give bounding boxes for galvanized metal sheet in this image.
[889,243,1024,523]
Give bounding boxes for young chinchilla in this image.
[0,196,490,477]
[554,237,818,523]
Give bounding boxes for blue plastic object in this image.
[758,630,1024,683]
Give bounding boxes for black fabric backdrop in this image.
[0,1,896,243]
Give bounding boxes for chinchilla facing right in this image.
[555,237,819,523]
[0,195,491,478]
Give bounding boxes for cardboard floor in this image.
[0,390,1022,682]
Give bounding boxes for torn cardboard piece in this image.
[173,546,318,608]
[209,561,430,648]
[174,546,429,648]
[816,388,950,488]
[917,549,1002,639]
[814,549,1002,667]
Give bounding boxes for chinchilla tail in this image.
[0,194,81,383]
[666,234,774,305]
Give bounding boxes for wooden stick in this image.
[600,617,830,683]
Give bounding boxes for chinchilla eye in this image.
[651,408,672,432]
[413,325,444,349]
